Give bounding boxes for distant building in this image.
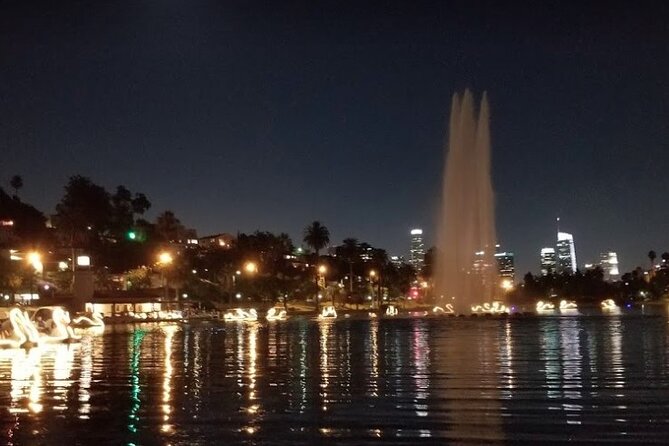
[556,232,577,273]
[409,229,425,271]
[599,252,620,281]
[198,233,235,249]
[390,255,405,267]
[494,251,515,281]
[540,247,557,276]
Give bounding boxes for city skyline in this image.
[2,2,668,275]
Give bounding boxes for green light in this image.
[127,231,137,240]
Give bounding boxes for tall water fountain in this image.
[435,90,499,314]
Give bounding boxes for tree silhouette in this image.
[662,252,669,267]
[303,221,330,257]
[52,175,113,252]
[648,250,657,270]
[9,175,23,197]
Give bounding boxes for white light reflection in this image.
[243,323,259,435]
[49,344,76,412]
[559,318,583,424]
[540,321,561,408]
[78,336,93,419]
[248,324,258,402]
[7,348,41,415]
[192,328,202,416]
[368,319,379,398]
[499,320,514,401]
[297,324,307,413]
[161,325,177,433]
[319,321,331,411]
[411,323,430,420]
[609,317,625,390]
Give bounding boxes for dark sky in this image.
[1,1,668,275]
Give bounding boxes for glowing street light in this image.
[369,270,379,308]
[157,251,174,299]
[318,265,327,275]
[244,261,258,274]
[26,251,43,298]
[27,251,43,273]
[158,252,173,265]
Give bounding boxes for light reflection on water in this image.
[0,317,669,444]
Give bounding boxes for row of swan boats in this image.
[204,298,625,324]
[222,304,403,322]
[431,299,621,316]
[0,306,104,349]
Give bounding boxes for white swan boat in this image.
[432,304,455,315]
[70,312,105,328]
[223,308,258,322]
[318,305,337,319]
[384,304,399,317]
[471,301,509,315]
[27,306,80,343]
[0,308,39,349]
[536,300,556,313]
[601,299,619,312]
[266,308,288,321]
[559,300,578,312]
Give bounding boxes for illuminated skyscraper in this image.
[409,229,425,271]
[556,232,577,273]
[599,252,620,281]
[540,247,557,276]
[494,251,515,281]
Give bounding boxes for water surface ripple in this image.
[1,315,669,444]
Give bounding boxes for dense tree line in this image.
[0,175,418,307]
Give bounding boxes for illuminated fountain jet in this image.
[536,300,556,313]
[432,304,455,315]
[266,307,288,321]
[600,299,620,312]
[223,308,258,322]
[28,307,80,344]
[470,301,509,315]
[0,308,38,349]
[559,300,578,313]
[318,305,337,319]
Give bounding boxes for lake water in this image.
[2,312,669,445]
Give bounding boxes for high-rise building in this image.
[599,252,620,281]
[409,229,425,271]
[540,247,557,276]
[556,232,577,273]
[494,251,515,281]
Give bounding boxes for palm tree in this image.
[9,175,23,198]
[303,221,330,258]
[340,238,359,293]
[370,248,389,307]
[648,250,657,270]
[662,252,669,268]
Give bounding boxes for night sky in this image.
[1,1,668,275]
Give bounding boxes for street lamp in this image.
[158,251,174,299]
[244,261,258,274]
[230,270,242,304]
[369,270,378,308]
[317,265,331,305]
[158,252,173,265]
[26,251,42,300]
